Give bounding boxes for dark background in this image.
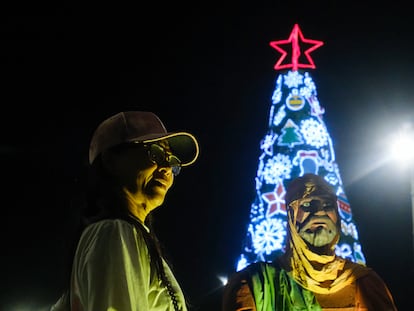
[1,2,413,310]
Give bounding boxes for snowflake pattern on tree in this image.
[236,69,366,272]
[236,25,366,272]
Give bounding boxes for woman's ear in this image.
[101,147,142,179]
[101,149,118,175]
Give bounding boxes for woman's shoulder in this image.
[75,218,149,257]
[83,218,134,233]
[79,218,147,244]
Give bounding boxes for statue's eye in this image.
[300,202,312,212]
[300,200,336,213]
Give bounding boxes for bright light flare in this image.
[390,124,414,165]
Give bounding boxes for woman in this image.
[51,111,199,311]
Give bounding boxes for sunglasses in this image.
[144,143,182,176]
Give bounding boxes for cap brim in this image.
[129,132,199,166]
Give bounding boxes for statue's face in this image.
[295,196,339,247]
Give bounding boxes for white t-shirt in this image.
[51,219,187,311]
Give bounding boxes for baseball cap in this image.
[89,111,199,166]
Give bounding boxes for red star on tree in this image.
[262,182,286,217]
[269,24,324,71]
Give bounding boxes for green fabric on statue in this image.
[248,262,322,311]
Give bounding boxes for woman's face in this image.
[102,140,175,216]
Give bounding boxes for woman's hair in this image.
[60,145,172,306]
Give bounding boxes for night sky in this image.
[1,2,413,310]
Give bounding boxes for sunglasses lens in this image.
[168,156,181,176]
[171,166,181,176]
[148,144,182,176]
[149,144,165,164]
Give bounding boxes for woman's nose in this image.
[158,165,173,176]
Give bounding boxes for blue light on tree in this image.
[236,24,366,272]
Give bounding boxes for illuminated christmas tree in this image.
[236,24,366,271]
